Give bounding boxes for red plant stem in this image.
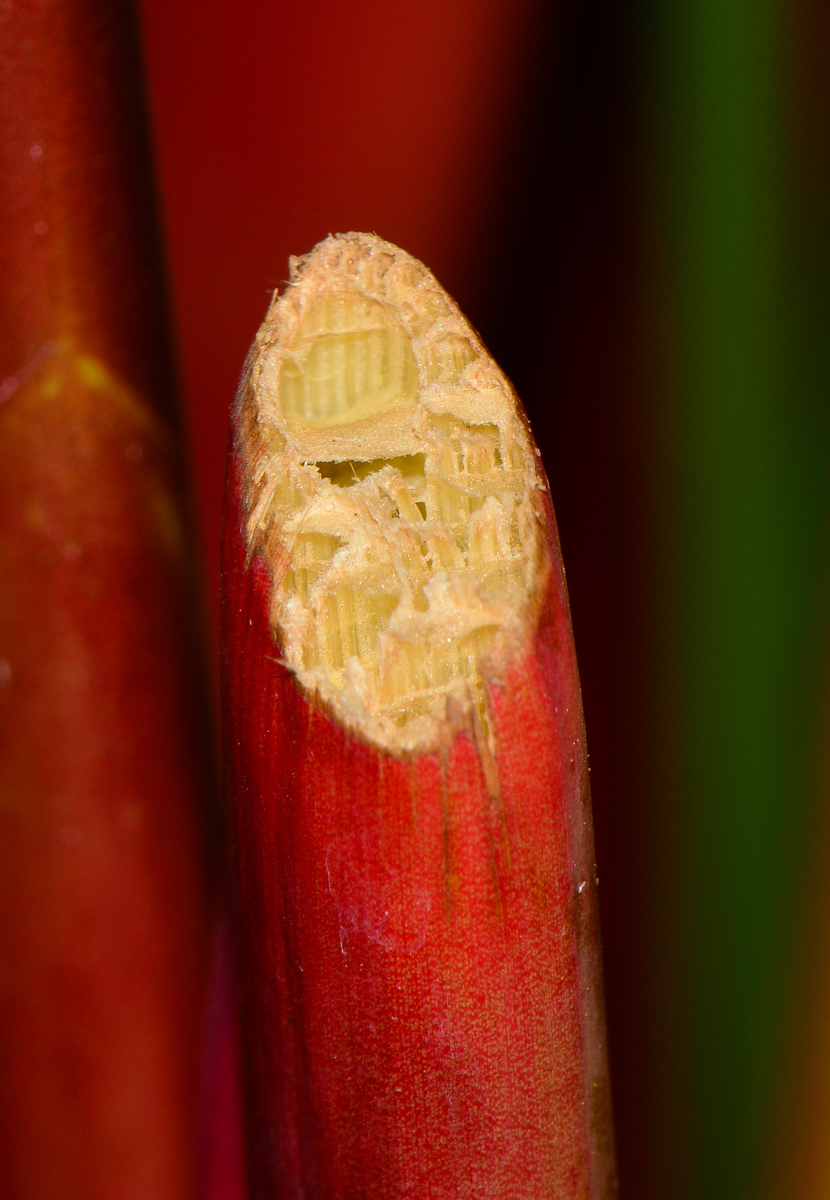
[0,3,213,1197]
[222,462,616,1197]
[196,897,248,1200]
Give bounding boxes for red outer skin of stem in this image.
[0,3,213,1197]
[222,456,617,1199]
[196,898,248,1200]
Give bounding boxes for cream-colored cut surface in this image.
[239,233,547,753]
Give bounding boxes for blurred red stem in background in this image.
[0,2,215,1197]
